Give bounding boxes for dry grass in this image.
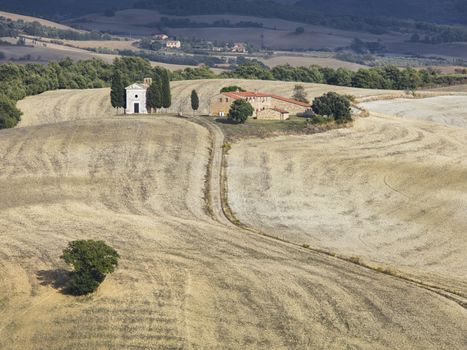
[1,88,466,349]
[360,95,467,129]
[40,38,139,51]
[226,112,467,295]
[259,55,366,70]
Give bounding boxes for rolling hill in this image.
[1,84,466,349]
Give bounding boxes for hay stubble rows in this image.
[1,84,466,349]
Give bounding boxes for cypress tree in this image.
[147,80,162,113]
[161,70,172,109]
[146,83,154,113]
[155,80,163,111]
[191,89,199,116]
[110,69,126,113]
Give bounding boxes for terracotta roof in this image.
[269,94,311,107]
[222,92,242,99]
[272,107,289,114]
[221,91,310,107]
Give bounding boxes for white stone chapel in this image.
[125,77,152,114]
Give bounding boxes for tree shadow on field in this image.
[36,269,73,294]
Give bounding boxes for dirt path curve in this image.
[197,116,467,309]
[191,116,236,228]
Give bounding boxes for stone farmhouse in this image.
[231,42,247,53]
[209,91,311,120]
[125,78,152,115]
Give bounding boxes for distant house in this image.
[153,34,169,40]
[231,42,247,53]
[125,78,152,115]
[209,90,310,119]
[166,40,181,49]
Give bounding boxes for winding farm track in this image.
[1,86,467,349]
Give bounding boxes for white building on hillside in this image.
[125,78,152,114]
[166,40,181,49]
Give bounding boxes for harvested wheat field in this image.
[1,88,466,349]
[227,114,467,293]
[260,54,366,70]
[361,95,467,128]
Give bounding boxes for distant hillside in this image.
[0,0,134,19]
[1,0,467,33]
[296,0,467,25]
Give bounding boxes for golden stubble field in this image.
[226,96,467,294]
[1,84,467,349]
[360,95,467,128]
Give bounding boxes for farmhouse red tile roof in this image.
[272,107,289,114]
[222,91,311,107]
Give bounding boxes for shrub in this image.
[295,26,305,35]
[292,84,309,103]
[220,85,245,93]
[312,92,352,124]
[228,99,254,124]
[61,240,119,295]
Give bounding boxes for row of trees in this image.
[0,58,114,129]
[222,61,438,90]
[147,70,171,112]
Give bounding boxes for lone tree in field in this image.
[147,80,162,113]
[191,89,199,116]
[228,99,254,124]
[292,84,309,103]
[161,70,172,110]
[312,92,352,124]
[110,70,126,113]
[61,240,120,296]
